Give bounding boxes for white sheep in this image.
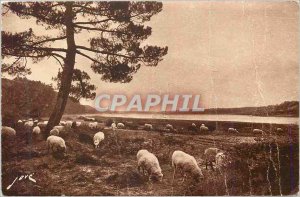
[137,149,149,160]
[111,122,117,131]
[24,121,34,132]
[44,120,49,124]
[137,149,163,182]
[166,124,174,131]
[24,121,34,127]
[117,122,125,129]
[228,128,239,133]
[188,123,198,131]
[32,126,41,135]
[17,120,23,123]
[53,125,65,132]
[33,120,38,123]
[276,128,284,133]
[37,122,47,130]
[76,121,82,127]
[204,147,222,170]
[253,129,264,135]
[59,121,66,126]
[65,121,73,128]
[50,128,60,136]
[144,124,153,131]
[2,126,16,138]
[142,139,153,148]
[200,124,209,133]
[93,132,105,148]
[215,152,229,174]
[89,122,98,129]
[172,150,203,182]
[86,117,95,121]
[47,135,66,154]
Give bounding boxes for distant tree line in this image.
[1,78,97,126]
[173,101,299,117]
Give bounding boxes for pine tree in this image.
[2,2,168,136]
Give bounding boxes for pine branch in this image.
[76,50,102,64]
[74,24,127,35]
[31,36,67,46]
[2,57,22,71]
[76,45,142,59]
[51,54,64,68]
[74,18,112,25]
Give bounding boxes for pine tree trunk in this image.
[45,2,76,138]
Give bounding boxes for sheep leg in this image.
[138,165,141,173]
[180,172,187,184]
[205,161,208,169]
[210,161,214,171]
[172,167,176,182]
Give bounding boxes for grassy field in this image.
[2,116,299,196]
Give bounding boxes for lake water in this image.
[74,113,299,125]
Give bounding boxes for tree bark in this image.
[45,2,76,137]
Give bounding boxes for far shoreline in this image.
[60,113,299,126]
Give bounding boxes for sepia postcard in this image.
[1,0,299,196]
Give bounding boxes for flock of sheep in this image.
[2,118,234,184]
[2,117,285,184]
[137,146,231,182]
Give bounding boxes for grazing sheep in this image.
[142,139,153,148]
[43,121,48,124]
[172,150,204,182]
[111,122,117,131]
[24,121,34,127]
[166,124,174,131]
[76,121,82,127]
[188,123,198,132]
[137,149,149,161]
[24,121,34,133]
[144,124,153,131]
[253,129,264,135]
[47,136,66,154]
[2,126,16,138]
[200,124,209,133]
[117,123,125,129]
[37,122,47,130]
[34,120,38,123]
[32,126,41,135]
[276,128,284,133]
[65,121,73,128]
[16,120,24,128]
[50,128,60,136]
[93,132,105,148]
[215,152,230,174]
[137,149,163,182]
[59,121,66,126]
[53,125,65,132]
[228,128,239,134]
[89,122,98,129]
[204,147,222,170]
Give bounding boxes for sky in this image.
[2,1,299,109]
